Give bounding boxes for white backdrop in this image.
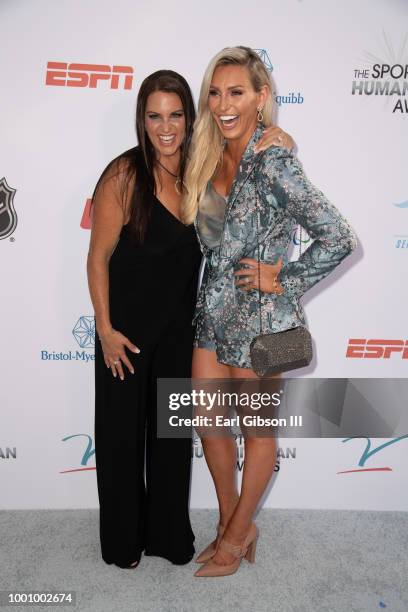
[1,0,407,510]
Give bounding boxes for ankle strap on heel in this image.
[218,539,245,558]
[218,523,258,559]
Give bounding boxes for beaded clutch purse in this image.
[249,160,313,377]
[250,325,313,377]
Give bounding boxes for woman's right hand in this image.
[98,328,140,380]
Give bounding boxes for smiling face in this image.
[208,64,268,144]
[145,91,186,159]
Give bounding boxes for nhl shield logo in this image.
[0,178,18,240]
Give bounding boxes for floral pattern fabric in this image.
[193,125,357,369]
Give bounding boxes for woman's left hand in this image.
[254,126,294,153]
[234,257,284,294]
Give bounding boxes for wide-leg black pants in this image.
[94,319,195,568]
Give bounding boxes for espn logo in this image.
[45,62,133,89]
[346,339,408,359]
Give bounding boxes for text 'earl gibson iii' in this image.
[169,415,304,428]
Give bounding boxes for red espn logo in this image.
[346,339,408,359]
[46,62,133,89]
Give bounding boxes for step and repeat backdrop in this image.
[1,0,407,510]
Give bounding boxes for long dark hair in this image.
[92,70,196,242]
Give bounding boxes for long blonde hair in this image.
[182,46,274,225]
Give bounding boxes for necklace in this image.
[156,159,182,194]
[156,159,178,178]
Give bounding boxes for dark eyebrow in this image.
[209,84,245,91]
[145,108,184,114]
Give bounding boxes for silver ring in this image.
[113,360,120,365]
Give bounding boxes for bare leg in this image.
[212,436,277,564]
[209,365,279,566]
[192,348,240,527]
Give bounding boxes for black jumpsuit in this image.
[94,193,202,568]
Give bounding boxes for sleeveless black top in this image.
[108,194,202,343]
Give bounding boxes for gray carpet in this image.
[0,509,407,612]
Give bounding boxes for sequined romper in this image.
[192,125,357,370]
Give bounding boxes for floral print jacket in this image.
[193,125,357,368]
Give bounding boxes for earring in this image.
[257,107,264,123]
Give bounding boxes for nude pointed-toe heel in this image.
[195,524,225,563]
[194,523,258,577]
[244,534,257,563]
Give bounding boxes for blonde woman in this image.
[184,47,356,577]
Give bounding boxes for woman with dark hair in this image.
[87,69,293,569]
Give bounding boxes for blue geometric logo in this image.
[254,49,273,73]
[72,316,95,348]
